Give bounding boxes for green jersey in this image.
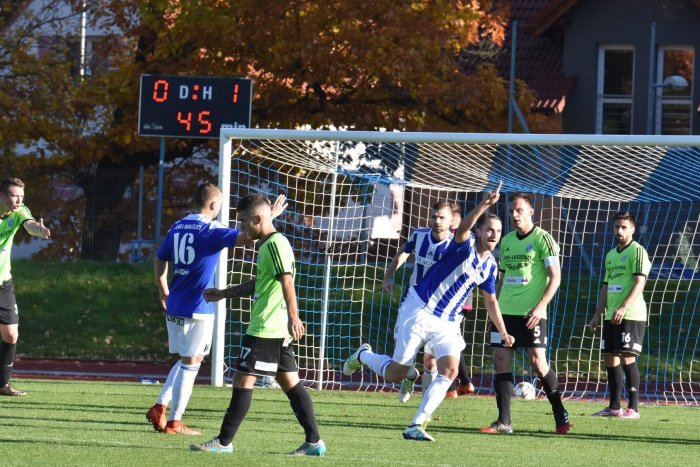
[498,226,559,316]
[603,240,650,322]
[0,205,33,282]
[246,232,296,338]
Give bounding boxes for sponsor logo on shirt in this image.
[608,285,624,293]
[504,276,529,285]
[173,268,190,276]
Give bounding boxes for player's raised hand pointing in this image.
[482,180,502,207]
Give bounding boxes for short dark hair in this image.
[193,183,221,208]
[509,192,533,207]
[449,202,462,216]
[432,200,452,211]
[236,193,271,213]
[1,178,24,195]
[476,213,502,229]
[613,211,636,227]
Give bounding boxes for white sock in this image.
[406,364,418,381]
[359,350,392,378]
[411,374,452,426]
[168,363,200,421]
[421,368,438,393]
[157,360,181,406]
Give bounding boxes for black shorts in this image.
[0,279,18,325]
[602,320,646,356]
[234,334,299,377]
[489,314,548,349]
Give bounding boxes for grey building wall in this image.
[560,0,700,134]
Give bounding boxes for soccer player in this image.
[381,200,455,402]
[480,193,569,435]
[191,193,325,456]
[148,184,286,435]
[0,178,51,397]
[588,211,650,419]
[416,202,475,400]
[344,182,515,442]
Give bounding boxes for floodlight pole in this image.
[155,137,165,243]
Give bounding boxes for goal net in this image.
[214,129,700,405]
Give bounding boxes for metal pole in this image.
[137,166,144,240]
[508,20,518,133]
[316,144,340,390]
[155,137,165,243]
[646,23,657,134]
[79,0,87,79]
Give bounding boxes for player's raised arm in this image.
[454,180,502,243]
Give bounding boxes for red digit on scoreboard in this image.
[177,112,192,131]
[198,111,212,134]
[152,79,169,103]
[232,84,239,103]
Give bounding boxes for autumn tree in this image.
[1,0,551,260]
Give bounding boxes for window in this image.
[37,35,109,77]
[656,47,694,135]
[596,46,635,134]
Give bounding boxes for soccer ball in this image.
[513,381,536,400]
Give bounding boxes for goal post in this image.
[214,128,700,405]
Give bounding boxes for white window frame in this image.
[596,45,635,134]
[655,46,694,135]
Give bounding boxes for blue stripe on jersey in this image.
[412,232,498,321]
[405,227,453,287]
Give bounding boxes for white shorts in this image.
[392,289,465,365]
[166,315,214,357]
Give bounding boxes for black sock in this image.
[607,365,623,410]
[622,362,640,411]
[457,355,470,385]
[495,373,514,425]
[448,378,458,392]
[0,341,17,387]
[286,381,321,443]
[541,369,565,414]
[218,388,253,446]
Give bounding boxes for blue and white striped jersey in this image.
[412,231,498,322]
[404,227,453,286]
[156,214,239,319]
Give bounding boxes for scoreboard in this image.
[138,75,252,138]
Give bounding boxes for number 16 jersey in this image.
[156,214,239,319]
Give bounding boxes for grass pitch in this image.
[1,379,697,466]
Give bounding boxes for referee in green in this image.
[480,192,569,435]
[192,193,325,456]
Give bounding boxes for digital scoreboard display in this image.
[138,75,252,138]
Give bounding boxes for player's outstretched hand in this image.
[288,316,305,340]
[482,180,502,207]
[271,194,288,219]
[204,288,226,303]
[38,218,51,239]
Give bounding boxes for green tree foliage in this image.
[0,0,553,260]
